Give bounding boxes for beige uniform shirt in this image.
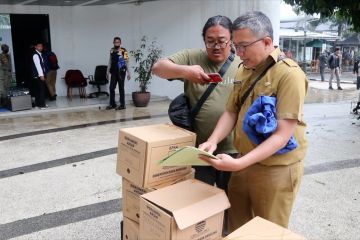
[226,48,308,165]
[168,49,241,153]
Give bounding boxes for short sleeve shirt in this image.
[168,49,241,153]
[226,48,308,165]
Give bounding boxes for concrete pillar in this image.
[231,0,281,45]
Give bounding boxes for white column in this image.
[241,0,281,45]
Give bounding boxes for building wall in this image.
[0,0,280,99]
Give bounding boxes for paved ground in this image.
[0,75,360,239]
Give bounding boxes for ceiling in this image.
[0,0,158,6]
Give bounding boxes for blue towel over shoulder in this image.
[243,96,297,154]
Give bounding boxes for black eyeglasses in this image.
[205,40,230,49]
[233,38,264,52]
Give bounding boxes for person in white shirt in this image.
[31,42,47,108]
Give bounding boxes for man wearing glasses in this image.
[152,16,241,196]
[200,11,308,230]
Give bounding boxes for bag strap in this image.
[190,49,236,118]
[238,55,285,110]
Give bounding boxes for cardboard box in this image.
[123,217,139,240]
[223,216,306,240]
[139,179,230,240]
[122,169,195,223]
[117,123,196,188]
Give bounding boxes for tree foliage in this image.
[283,0,360,32]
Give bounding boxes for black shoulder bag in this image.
[168,51,235,130]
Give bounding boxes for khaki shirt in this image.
[168,49,241,153]
[226,48,308,165]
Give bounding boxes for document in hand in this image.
[159,146,218,166]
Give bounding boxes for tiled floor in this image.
[0,94,168,119]
[0,84,360,239]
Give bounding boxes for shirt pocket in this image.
[253,80,276,98]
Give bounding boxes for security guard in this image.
[199,11,308,230]
[106,36,131,110]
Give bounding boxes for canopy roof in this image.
[280,28,339,41]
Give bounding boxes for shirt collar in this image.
[252,47,281,73]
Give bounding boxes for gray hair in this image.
[232,11,273,40]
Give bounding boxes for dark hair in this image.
[335,47,340,51]
[1,44,9,52]
[202,15,233,41]
[113,37,121,42]
[34,40,43,45]
[233,11,273,40]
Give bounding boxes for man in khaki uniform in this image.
[199,11,308,230]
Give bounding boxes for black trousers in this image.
[109,70,126,107]
[193,152,238,193]
[193,166,231,193]
[35,77,46,107]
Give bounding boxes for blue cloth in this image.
[243,96,298,154]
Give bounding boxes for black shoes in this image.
[49,96,57,101]
[353,102,360,114]
[105,105,116,110]
[106,105,126,110]
[115,105,126,110]
[329,86,343,90]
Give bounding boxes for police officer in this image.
[199,11,308,230]
[106,37,131,110]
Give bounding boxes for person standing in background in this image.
[43,49,59,101]
[319,50,328,82]
[0,44,12,106]
[106,37,131,110]
[328,47,343,90]
[31,41,47,109]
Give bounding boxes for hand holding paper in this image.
[159,146,218,166]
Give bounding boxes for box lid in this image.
[141,179,230,230]
[120,123,195,142]
[223,216,306,240]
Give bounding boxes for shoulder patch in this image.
[282,58,299,67]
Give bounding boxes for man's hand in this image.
[198,141,217,155]
[40,76,45,81]
[184,65,211,85]
[199,153,243,171]
[127,74,131,81]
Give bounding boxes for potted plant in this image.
[130,36,162,107]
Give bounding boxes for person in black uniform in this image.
[106,37,131,110]
[31,41,47,109]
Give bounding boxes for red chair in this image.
[64,69,88,99]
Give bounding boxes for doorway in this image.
[10,14,51,95]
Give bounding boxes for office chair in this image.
[63,69,88,99]
[88,65,109,98]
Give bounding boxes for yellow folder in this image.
[159,146,218,166]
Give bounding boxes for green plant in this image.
[130,36,162,93]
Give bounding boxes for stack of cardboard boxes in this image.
[116,123,231,240]
[116,123,306,240]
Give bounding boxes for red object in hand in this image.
[208,73,223,83]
